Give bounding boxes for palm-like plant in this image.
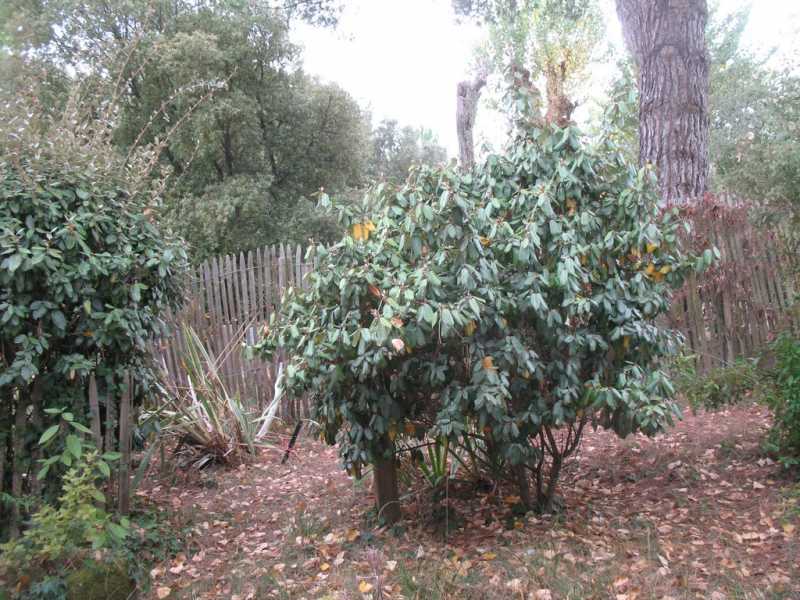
[158,323,282,468]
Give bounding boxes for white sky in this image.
[293,0,800,156]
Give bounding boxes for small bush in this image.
[765,334,800,470]
[673,355,761,412]
[0,452,129,581]
[156,324,283,469]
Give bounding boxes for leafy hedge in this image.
[766,334,800,470]
[0,158,186,527]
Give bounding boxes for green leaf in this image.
[5,253,22,272]
[37,464,51,480]
[107,522,128,540]
[101,452,122,461]
[38,425,60,446]
[97,460,111,478]
[51,310,67,330]
[66,434,82,459]
[69,421,93,434]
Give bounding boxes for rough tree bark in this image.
[616,0,710,204]
[456,72,487,169]
[544,60,575,127]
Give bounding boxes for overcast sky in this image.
[293,0,799,156]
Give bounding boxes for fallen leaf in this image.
[533,590,553,600]
[613,576,629,591]
[320,563,330,572]
[156,587,171,599]
[506,578,523,592]
[358,580,374,593]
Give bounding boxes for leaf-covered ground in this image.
[140,405,799,600]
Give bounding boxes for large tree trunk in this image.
[456,73,487,169]
[616,0,710,204]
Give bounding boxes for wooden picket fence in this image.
[152,207,798,422]
[151,244,314,421]
[667,197,798,372]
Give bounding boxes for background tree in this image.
[707,8,800,211]
[456,71,488,168]
[615,0,710,204]
[368,119,448,184]
[2,0,369,261]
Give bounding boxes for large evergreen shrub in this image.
[257,123,707,518]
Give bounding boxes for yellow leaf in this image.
[580,254,588,266]
[503,495,521,505]
[320,563,331,572]
[653,272,665,282]
[358,580,374,593]
[464,320,477,336]
[659,265,671,275]
[646,242,658,253]
[622,336,630,350]
[481,551,497,560]
[351,223,364,240]
[782,523,795,536]
[482,356,495,371]
[479,236,491,247]
[388,425,397,442]
[566,198,577,216]
[645,263,656,276]
[156,587,172,600]
[346,528,360,542]
[364,220,376,232]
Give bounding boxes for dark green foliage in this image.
[258,120,702,511]
[0,160,186,389]
[673,356,761,413]
[765,334,800,470]
[0,153,186,524]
